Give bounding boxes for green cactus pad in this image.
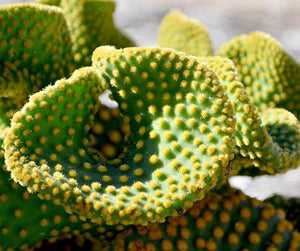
[200,57,300,174]
[110,189,300,251]
[217,31,300,117]
[58,0,135,66]
[5,47,236,226]
[0,3,75,120]
[158,10,213,57]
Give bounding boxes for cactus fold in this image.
[217,31,300,118]
[110,188,300,251]
[0,3,75,122]
[4,47,237,226]
[158,10,213,57]
[200,57,300,174]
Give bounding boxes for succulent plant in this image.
[1,3,300,251]
[158,10,213,57]
[217,31,300,118]
[110,188,300,251]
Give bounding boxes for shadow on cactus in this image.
[4,47,237,226]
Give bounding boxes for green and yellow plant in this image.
[1,3,300,251]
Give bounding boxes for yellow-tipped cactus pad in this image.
[4,47,236,226]
[158,10,213,57]
[217,31,300,118]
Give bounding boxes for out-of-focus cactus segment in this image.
[158,10,214,57]
[111,189,300,251]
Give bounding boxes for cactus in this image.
[110,188,300,251]
[217,31,300,118]
[158,10,214,57]
[38,0,135,66]
[4,48,237,226]
[0,3,75,122]
[200,57,300,174]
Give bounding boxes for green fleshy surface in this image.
[158,10,213,57]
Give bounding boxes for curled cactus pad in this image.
[4,47,237,226]
[46,0,135,66]
[0,3,75,124]
[200,57,300,174]
[110,188,300,251]
[158,10,213,57]
[217,31,300,117]
[0,133,117,250]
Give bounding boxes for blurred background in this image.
[3,0,300,199]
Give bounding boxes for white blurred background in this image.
[3,0,300,199]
